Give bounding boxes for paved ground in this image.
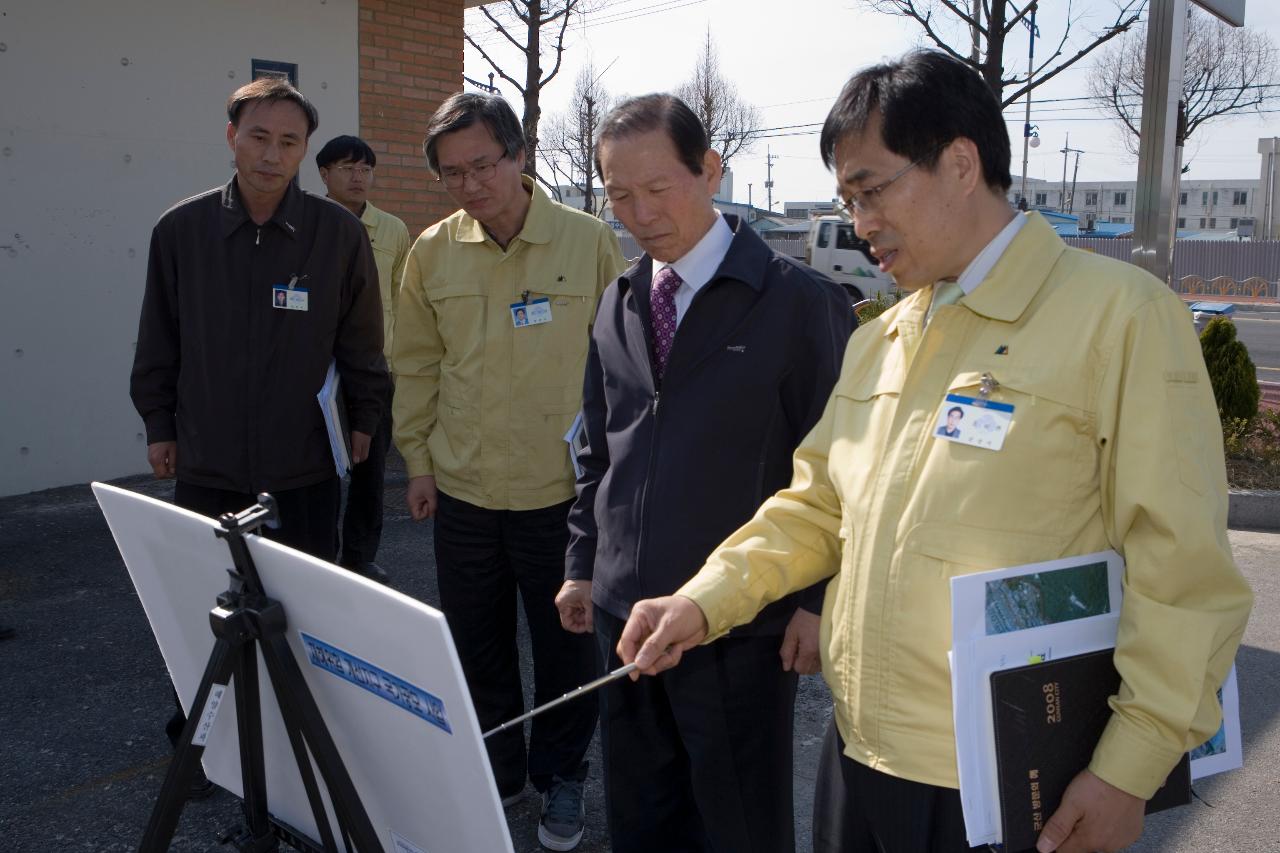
[0,462,1276,852]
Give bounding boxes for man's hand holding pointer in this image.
[616,595,711,678]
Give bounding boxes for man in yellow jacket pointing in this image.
[618,51,1252,853]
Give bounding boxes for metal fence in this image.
[1064,238,1280,297]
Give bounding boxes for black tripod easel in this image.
[140,495,381,853]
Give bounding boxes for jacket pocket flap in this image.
[946,365,1083,410]
[900,521,1064,569]
[430,283,486,301]
[836,346,906,401]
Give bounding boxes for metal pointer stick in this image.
[483,662,639,740]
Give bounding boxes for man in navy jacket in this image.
[556,94,856,853]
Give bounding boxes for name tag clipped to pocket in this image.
[510,297,552,328]
[934,372,1013,451]
[272,274,309,311]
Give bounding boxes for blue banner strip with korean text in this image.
[300,632,452,735]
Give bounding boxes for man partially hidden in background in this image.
[317,134,411,584]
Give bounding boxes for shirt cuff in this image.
[405,455,434,479]
[565,550,595,582]
[144,411,176,444]
[350,411,380,437]
[677,570,739,644]
[1088,712,1189,799]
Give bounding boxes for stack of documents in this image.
[317,361,351,478]
[949,551,1241,848]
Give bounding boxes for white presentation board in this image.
[93,482,514,853]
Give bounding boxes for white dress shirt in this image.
[652,212,735,326]
[955,211,1027,295]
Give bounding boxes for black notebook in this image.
[990,649,1191,853]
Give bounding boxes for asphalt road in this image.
[0,465,831,853]
[1235,310,1280,382]
[1,467,1276,852]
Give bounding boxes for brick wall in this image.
[359,0,463,237]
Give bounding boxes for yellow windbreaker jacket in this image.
[682,212,1252,799]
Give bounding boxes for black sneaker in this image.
[537,775,584,851]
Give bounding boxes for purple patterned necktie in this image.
[650,266,683,380]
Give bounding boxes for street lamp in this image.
[1016,1,1040,211]
[1019,124,1040,210]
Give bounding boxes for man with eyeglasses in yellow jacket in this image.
[392,92,624,852]
[618,52,1252,853]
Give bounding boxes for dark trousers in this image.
[594,607,798,853]
[174,478,341,562]
[812,717,987,853]
[340,386,393,568]
[433,491,597,794]
[166,477,341,748]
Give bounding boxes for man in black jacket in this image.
[130,78,388,795]
[555,94,856,853]
[130,77,388,559]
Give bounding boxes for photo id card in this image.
[934,393,1014,451]
[510,297,552,328]
[272,285,309,311]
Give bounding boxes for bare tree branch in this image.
[465,31,527,95]
[861,0,1145,105]
[463,0,595,181]
[937,0,986,36]
[1003,22,1135,106]
[1088,7,1280,156]
[542,62,613,214]
[539,0,576,89]
[481,5,529,53]
[674,29,761,169]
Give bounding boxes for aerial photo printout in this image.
[984,560,1111,635]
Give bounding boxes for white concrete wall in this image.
[0,0,359,496]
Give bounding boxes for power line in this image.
[465,0,708,50]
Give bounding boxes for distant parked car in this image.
[1190,301,1235,333]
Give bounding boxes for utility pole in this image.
[1018,2,1039,210]
[1068,149,1082,214]
[748,183,754,221]
[1059,134,1082,212]
[1130,0,1187,285]
[765,147,778,212]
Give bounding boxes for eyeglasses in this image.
[836,146,942,221]
[333,164,373,177]
[439,153,507,189]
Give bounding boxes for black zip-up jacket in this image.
[565,217,857,635]
[130,177,389,494]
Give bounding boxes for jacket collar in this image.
[221,174,304,240]
[882,211,1065,339]
[454,175,553,246]
[619,213,769,299]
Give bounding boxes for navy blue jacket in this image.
[565,216,856,635]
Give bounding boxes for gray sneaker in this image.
[537,775,585,851]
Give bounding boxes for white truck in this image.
[804,216,895,303]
